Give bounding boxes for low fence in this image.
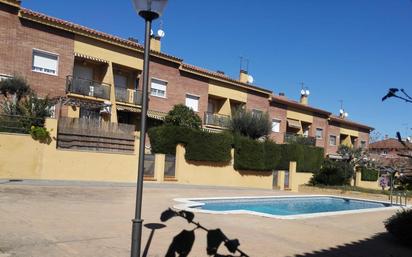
[57,117,135,153]
[0,114,44,134]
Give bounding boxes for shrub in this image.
[276,144,324,172]
[385,209,412,247]
[164,104,202,129]
[310,159,354,186]
[361,167,379,181]
[30,126,52,144]
[148,126,232,163]
[234,136,269,171]
[0,76,31,101]
[230,109,271,139]
[185,131,232,162]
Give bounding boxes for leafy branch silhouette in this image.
[160,208,249,257]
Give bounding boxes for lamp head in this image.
[132,0,168,20]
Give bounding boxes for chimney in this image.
[300,89,309,105]
[239,69,249,83]
[150,35,161,52]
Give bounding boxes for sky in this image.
[23,0,412,138]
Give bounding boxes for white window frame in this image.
[185,94,200,112]
[252,109,263,117]
[32,49,59,76]
[316,128,323,139]
[329,135,337,146]
[150,78,167,98]
[271,119,281,133]
[0,74,12,81]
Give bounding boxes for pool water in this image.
[193,197,390,216]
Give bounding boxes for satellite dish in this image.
[300,89,306,95]
[344,112,349,117]
[157,29,165,38]
[305,90,310,96]
[150,29,154,36]
[339,109,344,114]
[247,75,254,83]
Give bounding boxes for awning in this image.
[115,106,167,121]
[74,52,109,64]
[147,110,167,121]
[116,105,140,113]
[287,118,301,129]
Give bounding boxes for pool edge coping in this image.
[173,195,410,220]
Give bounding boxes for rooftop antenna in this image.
[157,19,165,38]
[339,100,348,118]
[300,82,310,96]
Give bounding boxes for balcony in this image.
[115,88,142,106]
[66,75,110,100]
[204,112,230,128]
[284,132,316,146]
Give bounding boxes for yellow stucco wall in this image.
[355,171,381,190]
[67,106,80,118]
[0,119,139,182]
[74,35,143,70]
[286,108,313,124]
[208,81,247,103]
[175,145,274,189]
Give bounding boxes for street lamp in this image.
[130,1,168,257]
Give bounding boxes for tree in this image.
[230,108,271,140]
[164,104,202,129]
[0,76,31,102]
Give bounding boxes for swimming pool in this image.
[174,195,400,219]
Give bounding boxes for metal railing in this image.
[66,75,111,100]
[284,132,316,146]
[204,112,230,128]
[0,114,44,134]
[115,87,143,105]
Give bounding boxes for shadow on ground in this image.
[293,232,412,257]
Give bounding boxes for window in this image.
[360,140,367,148]
[79,107,100,120]
[114,74,128,88]
[316,128,323,139]
[185,94,199,112]
[150,78,167,98]
[32,49,58,75]
[252,109,263,117]
[271,119,281,133]
[329,135,337,146]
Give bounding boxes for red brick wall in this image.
[268,102,287,143]
[326,121,340,155]
[358,130,370,149]
[145,57,209,120]
[0,4,74,98]
[246,91,269,112]
[311,115,329,148]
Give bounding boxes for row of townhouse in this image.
[0,0,373,156]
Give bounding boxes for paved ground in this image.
[0,181,411,257]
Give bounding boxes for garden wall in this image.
[355,171,381,190]
[175,144,275,189]
[0,118,139,182]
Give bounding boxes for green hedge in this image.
[361,167,379,181]
[276,144,324,172]
[149,126,324,171]
[148,126,232,163]
[233,136,281,171]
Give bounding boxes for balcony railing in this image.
[284,132,316,146]
[66,75,110,100]
[204,112,230,128]
[115,87,142,106]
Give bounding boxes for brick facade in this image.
[246,90,269,112]
[0,3,74,98]
[326,121,340,155]
[146,57,209,120]
[311,114,329,148]
[268,102,287,143]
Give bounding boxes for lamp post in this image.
[130,1,168,257]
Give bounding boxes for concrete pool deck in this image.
[0,181,411,257]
